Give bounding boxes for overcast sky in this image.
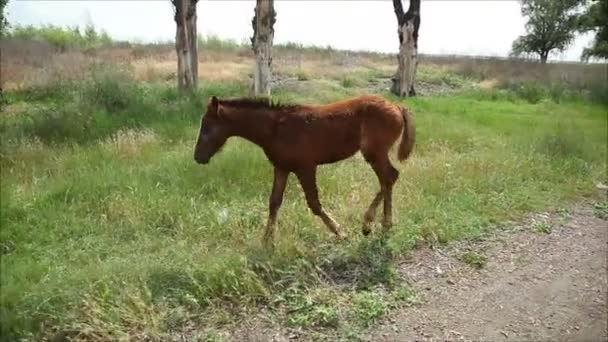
[7,0,595,61]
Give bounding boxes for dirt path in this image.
[367,203,607,342]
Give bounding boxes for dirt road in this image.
[368,203,607,341]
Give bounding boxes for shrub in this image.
[341,76,357,88]
[24,103,93,143]
[534,122,588,160]
[197,34,243,51]
[296,70,310,81]
[7,24,113,51]
[80,64,142,112]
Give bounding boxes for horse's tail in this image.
[397,105,415,162]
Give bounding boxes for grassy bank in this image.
[1,64,607,340]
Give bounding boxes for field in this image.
[1,35,607,341]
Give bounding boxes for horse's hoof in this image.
[262,237,275,249]
[382,221,393,231]
[362,226,371,236]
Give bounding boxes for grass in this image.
[1,53,607,341]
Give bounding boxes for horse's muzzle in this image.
[194,155,209,165]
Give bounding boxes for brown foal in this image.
[194,95,415,245]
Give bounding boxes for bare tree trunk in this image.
[251,0,276,97]
[540,51,548,64]
[392,0,420,97]
[173,0,199,92]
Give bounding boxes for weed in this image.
[461,251,488,269]
[391,285,421,307]
[593,202,608,220]
[278,287,340,329]
[532,223,552,234]
[352,291,387,327]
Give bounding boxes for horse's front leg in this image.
[263,167,289,247]
[295,167,346,240]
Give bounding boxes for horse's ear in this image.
[208,96,220,116]
[216,103,225,118]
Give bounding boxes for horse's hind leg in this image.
[362,152,399,234]
[295,167,346,240]
[381,162,399,231]
[362,191,382,235]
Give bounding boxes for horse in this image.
[194,94,415,245]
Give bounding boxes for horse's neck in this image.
[228,108,275,148]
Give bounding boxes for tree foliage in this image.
[578,0,608,59]
[1,0,9,37]
[511,0,584,63]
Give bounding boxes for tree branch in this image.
[393,0,405,25]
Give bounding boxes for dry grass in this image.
[102,128,158,159]
[2,38,605,95]
[421,54,607,89]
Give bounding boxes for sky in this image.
[6,0,596,62]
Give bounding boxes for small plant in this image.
[461,251,487,269]
[282,287,340,328]
[391,285,420,307]
[352,291,387,327]
[289,304,340,328]
[532,223,552,234]
[593,202,608,220]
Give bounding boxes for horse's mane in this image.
[218,97,301,111]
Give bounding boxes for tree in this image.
[511,0,584,64]
[578,0,608,60]
[1,0,9,37]
[251,0,276,97]
[391,0,420,97]
[171,0,199,92]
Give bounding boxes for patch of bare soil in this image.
[367,202,607,342]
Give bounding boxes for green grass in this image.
[1,67,606,341]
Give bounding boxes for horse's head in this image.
[194,96,230,165]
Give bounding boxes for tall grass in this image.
[1,62,607,341]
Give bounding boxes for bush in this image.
[7,24,113,51]
[341,76,357,88]
[24,103,93,143]
[197,34,243,51]
[80,64,143,112]
[508,81,546,104]
[534,122,588,161]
